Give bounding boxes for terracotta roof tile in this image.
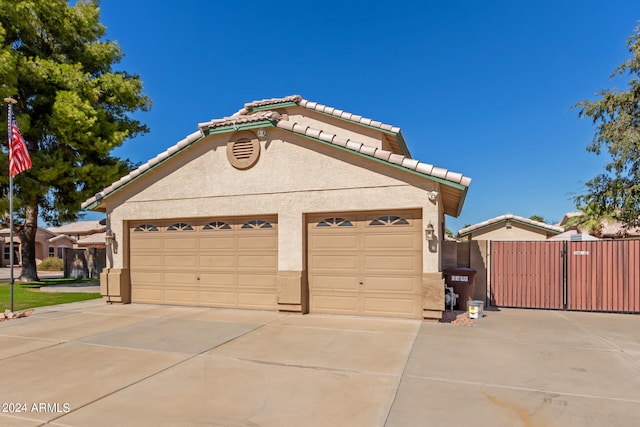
[374,149,393,161]
[318,131,335,143]
[346,141,363,151]
[401,158,420,170]
[359,145,377,157]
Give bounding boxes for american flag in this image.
[9,114,31,177]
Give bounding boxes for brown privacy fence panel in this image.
[490,241,564,309]
[491,240,640,313]
[567,240,640,312]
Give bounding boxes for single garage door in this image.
[307,210,423,319]
[129,216,277,309]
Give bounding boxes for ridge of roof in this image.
[236,95,403,135]
[458,213,564,236]
[199,111,282,130]
[276,119,471,188]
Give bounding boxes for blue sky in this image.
[96,0,640,233]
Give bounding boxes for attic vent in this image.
[227,131,260,169]
[232,138,254,159]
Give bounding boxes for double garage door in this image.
[129,210,423,318]
[129,216,278,309]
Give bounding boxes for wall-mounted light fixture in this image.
[425,222,435,240]
[505,220,512,229]
[427,191,438,202]
[105,230,117,253]
[257,128,267,138]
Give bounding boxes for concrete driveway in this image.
[0,301,638,427]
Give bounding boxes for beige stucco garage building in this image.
[83,95,471,321]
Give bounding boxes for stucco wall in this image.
[103,128,442,273]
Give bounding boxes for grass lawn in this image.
[0,278,101,312]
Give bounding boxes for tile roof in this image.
[198,111,282,131]
[234,95,402,134]
[47,220,105,235]
[458,213,564,237]
[82,95,471,212]
[276,118,471,187]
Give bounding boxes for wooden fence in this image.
[490,240,640,313]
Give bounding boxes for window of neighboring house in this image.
[3,247,9,260]
[57,247,64,258]
[48,247,55,257]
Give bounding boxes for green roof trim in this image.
[249,102,298,112]
[202,120,277,136]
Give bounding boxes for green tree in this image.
[574,25,640,229]
[529,215,545,223]
[0,0,150,281]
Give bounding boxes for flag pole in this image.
[5,97,17,313]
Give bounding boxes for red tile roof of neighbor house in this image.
[82,95,471,212]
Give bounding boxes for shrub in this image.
[38,257,64,271]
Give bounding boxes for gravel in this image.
[439,310,478,327]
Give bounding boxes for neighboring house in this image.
[0,227,74,267]
[559,212,640,239]
[47,220,106,247]
[457,213,564,241]
[82,95,472,321]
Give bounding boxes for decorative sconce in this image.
[427,191,438,202]
[105,229,117,253]
[257,128,267,138]
[506,220,512,229]
[425,222,435,240]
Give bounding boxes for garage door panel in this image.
[364,233,418,249]
[238,254,277,268]
[311,254,358,270]
[238,274,277,288]
[238,235,277,249]
[163,255,198,268]
[200,291,237,306]
[238,292,277,308]
[164,272,198,284]
[312,295,358,313]
[199,236,235,250]
[199,273,236,286]
[364,255,419,271]
[130,255,162,267]
[131,287,164,303]
[312,275,358,290]
[365,276,419,292]
[164,238,197,250]
[165,289,199,304]
[199,255,236,268]
[363,296,421,318]
[130,239,164,251]
[310,234,358,250]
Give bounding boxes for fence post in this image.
[562,241,568,310]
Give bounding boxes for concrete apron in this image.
[0,302,637,427]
